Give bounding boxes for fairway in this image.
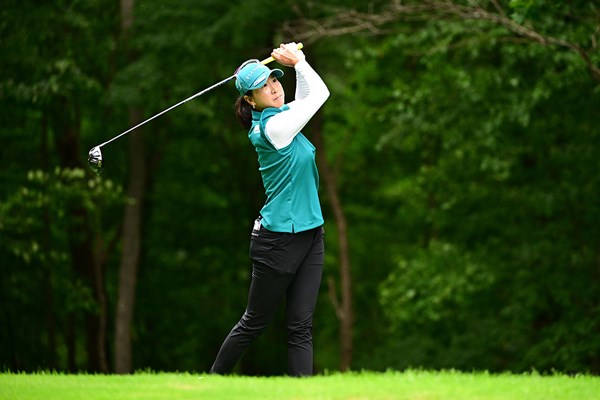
[1,371,598,400]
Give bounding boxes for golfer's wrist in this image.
[294,59,309,70]
[293,50,306,65]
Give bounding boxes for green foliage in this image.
[338,4,600,373]
[380,241,495,326]
[0,168,124,370]
[0,167,124,266]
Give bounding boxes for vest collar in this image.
[251,109,262,120]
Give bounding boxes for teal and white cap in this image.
[235,61,284,96]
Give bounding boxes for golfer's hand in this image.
[271,42,305,67]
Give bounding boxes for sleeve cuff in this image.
[294,59,309,71]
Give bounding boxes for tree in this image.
[0,0,122,372]
[112,0,148,374]
[285,0,600,82]
[313,113,354,371]
[286,0,600,372]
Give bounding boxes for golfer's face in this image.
[252,75,284,110]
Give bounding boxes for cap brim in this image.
[270,68,284,78]
[247,68,284,92]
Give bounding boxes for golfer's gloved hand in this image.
[272,42,305,67]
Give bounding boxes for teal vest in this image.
[248,106,324,233]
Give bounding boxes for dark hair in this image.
[235,95,253,130]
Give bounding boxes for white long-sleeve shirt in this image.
[264,60,330,149]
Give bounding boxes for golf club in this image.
[88,42,304,175]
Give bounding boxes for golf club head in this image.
[88,146,103,175]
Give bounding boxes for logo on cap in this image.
[251,75,268,87]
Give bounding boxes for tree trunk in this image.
[41,114,58,370]
[114,0,145,375]
[312,114,354,371]
[53,99,107,372]
[66,314,76,372]
[114,113,146,373]
[93,244,110,373]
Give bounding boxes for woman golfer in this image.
[210,42,330,376]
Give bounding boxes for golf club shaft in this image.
[97,42,303,149]
[98,74,234,148]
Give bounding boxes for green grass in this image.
[1,370,598,400]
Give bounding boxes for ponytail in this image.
[235,96,253,130]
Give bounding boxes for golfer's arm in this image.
[266,60,330,150]
[294,60,311,100]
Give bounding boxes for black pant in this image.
[210,221,324,376]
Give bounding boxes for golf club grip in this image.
[260,42,304,65]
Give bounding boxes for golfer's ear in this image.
[243,95,254,107]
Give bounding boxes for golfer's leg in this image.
[286,229,324,376]
[210,261,292,374]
